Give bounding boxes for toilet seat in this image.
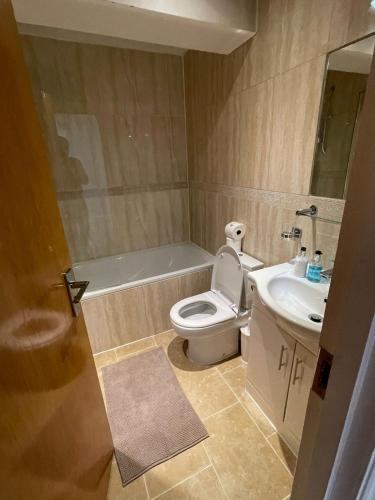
[170,245,244,331]
[170,291,236,329]
[169,245,261,364]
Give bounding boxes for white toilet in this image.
[170,245,263,365]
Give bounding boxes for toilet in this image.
[170,245,263,365]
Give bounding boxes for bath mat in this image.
[102,347,209,486]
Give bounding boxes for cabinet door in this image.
[247,305,296,423]
[284,343,318,440]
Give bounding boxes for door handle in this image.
[63,268,89,317]
[292,358,304,384]
[278,345,288,370]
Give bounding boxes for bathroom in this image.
[1,0,375,499]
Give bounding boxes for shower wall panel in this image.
[23,36,188,261]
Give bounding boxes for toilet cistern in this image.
[225,221,245,252]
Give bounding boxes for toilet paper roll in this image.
[225,221,246,240]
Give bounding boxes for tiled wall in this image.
[82,269,211,353]
[23,36,188,262]
[185,0,375,267]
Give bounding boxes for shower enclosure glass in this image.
[22,35,189,272]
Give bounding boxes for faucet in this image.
[296,205,318,217]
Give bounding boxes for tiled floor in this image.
[94,330,296,499]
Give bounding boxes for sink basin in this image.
[249,263,330,349]
[267,275,327,328]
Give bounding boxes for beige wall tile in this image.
[278,0,332,73]
[247,13,283,87]
[144,444,210,498]
[84,270,213,354]
[185,0,372,266]
[59,187,189,261]
[328,0,375,51]
[143,276,181,334]
[178,269,211,297]
[156,466,226,500]
[82,285,152,353]
[23,36,188,262]
[83,296,113,353]
[268,56,326,195]
[204,404,292,499]
[238,80,274,188]
[189,183,344,266]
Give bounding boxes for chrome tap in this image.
[280,227,302,241]
[296,205,318,217]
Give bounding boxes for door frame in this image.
[292,49,375,499]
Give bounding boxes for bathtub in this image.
[78,242,214,353]
[74,242,214,299]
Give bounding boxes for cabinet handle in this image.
[292,358,304,384]
[278,345,288,370]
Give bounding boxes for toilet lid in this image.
[211,245,243,308]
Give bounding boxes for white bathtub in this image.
[74,242,214,299]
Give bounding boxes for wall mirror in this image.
[310,35,375,199]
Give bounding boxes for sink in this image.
[249,263,330,350]
[268,275,326,326]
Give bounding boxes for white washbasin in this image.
[268,275,326,323]
[249,263,330,348]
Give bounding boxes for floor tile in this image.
[94,349,117,370]
[216,354,244,374]
[97,372,106,405]
[156,466,226,500]
[267,433,297,475]
[239,391,276,438]
[222,365,246,397]
[180,369,237,420]
[204,403,292,499]
[144,443,210,498]
[155,332,236,419]
[106,462,148,500]
[154,329,177,348]
[116,337,156,361]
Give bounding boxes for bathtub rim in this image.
[78,242,214,300]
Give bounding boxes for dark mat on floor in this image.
[102,346,209,486]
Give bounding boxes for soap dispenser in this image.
[307,250,323,282]
[294,246,308,277]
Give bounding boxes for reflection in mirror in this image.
[311,35,375,199]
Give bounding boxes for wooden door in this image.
[247,303,296,424]
[0,1,113,499]
[292,47,375,500]
[284,343,317,441]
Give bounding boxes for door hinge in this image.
[312,347,333,400]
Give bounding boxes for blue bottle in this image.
[307,250,323,282]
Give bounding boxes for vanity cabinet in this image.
[284,342,317,440]
[247,303,296,424]
[246,299,318,454]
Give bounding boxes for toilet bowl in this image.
[170,245,263,365]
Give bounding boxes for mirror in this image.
[310,35,375,199]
